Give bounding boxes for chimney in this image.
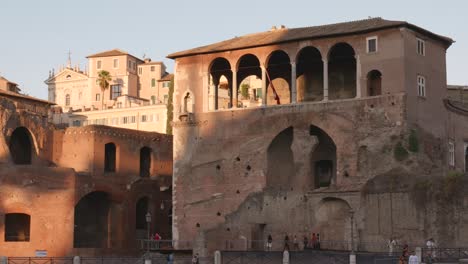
[144,58,152,63]
[270,26,277,31]
[280,25,286,29]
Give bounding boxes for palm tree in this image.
[96,70,112,109]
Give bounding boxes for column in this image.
[323,59,329,101]
[214,82,219,110]
[232,70,238,108]
[203,72,209,112]
[355,55,361,98]
[261,66,267,106]
[291,61,297,103]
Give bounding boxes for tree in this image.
[166,76,174,135]
[96,70,112,109]
[240,83,250,99]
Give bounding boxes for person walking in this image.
[293,235,299,251]
[284,234,290,251]
[311,233,317,249]
[303,235,308,250]
[388,237,397,256]
[316,233,321,250]
[266,234,273,251]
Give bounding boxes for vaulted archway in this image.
[266,50,291,105]
[328,43,356,100]
[209,58,232,110]
[237,54,263,108]
[9,127,34,165]
[296,47,323,102]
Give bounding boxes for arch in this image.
[104,143,116,172]
[315,197,352,250]
[266,126,294,187]
[209,57,232,110]
[140,147,152,178]
[367,70,382,96]
[328,43,356,100]
[4,213,31,242]
[310,125,337,188]
[237,54,263,108]
[9,127,34,165]
[296,46,323,102]
[266,50,291,105]
[73,191,111,248]
[135,196,149,238]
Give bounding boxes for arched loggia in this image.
[266,50,291,105]
[328,43,356,100]
[296,47,323,102]
[209,58,232,110]
[237,54,262,108]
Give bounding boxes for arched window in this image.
[237,54,262,108]
[183,92,193,113]
[296,46,323,102]
[140,147,152,178]
[367,70,382,96]
[65,94,71,106]
[104,143,116,172]
[135,197,149,231]
[9,127,34,165]
[5,213,30,242]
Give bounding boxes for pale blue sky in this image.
[0,0,466,99]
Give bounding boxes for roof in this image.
[158,73,173,82]
[142,61,164,66]
[0,89,55,105]
[448,84,468,90]
[168,17,454,59]
[87,49,144,62]
[0,76,17,85]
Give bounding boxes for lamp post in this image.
[146,212,152,254]
[349,209,356,264]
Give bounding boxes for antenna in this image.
[67,50,72,68]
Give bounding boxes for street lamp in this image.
[349,209,356,264]
[146,212,152,253]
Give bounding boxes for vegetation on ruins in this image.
[408,129,419,152]
[166,76,174,135]
[393,141,409,161]
[240,84,250,99]
[96,70,112,109]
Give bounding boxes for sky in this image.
[0,0,467,100]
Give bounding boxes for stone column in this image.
[261,66,267,106]
[355,55,361,98]
[203,72,209,112]
[214,81,219,110]
[291,61,297,103]
[232,70,237,108]
[323,59,329,101]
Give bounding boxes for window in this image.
[110,117,119,125]
[130,116,136,123]
[96,93,100,101]
[151,96,156,105]
[417,75,426,97]
[97,60,102,69]
[122,117,129,124]
[151,78,156,87]
[417,38,425,56]
[72,120,81,127]
[104,143,116,172]
[448,141,455,167]
[5,213,30,242]
[141,115,147,122]
[113,58,119,68]
[128,61,131,68]
[117,102,122,108]
[164,95,169,104]
[163,82,169,88]
[256,88,263,100]
[65,94,70,106]
[367,36,378,53]
[151,66,155,72]
[110,85,121,100]
[138,67,142,74]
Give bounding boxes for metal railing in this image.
[8,257,74,264]
[136,239,193,251]
[421,247,468,263]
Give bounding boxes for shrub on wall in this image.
[394,142,409,161]
[408,129,419,153]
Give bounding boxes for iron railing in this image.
[136,239,193,251]
[421,247,468,263]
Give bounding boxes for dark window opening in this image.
[5,213,30,242]
[267,127,294,187]
[104,143,116,172]
[328,43,356,100]
[9,127,33,165]
[74,192,111,248]
[296,46,323,102]
[315,160,333,187]
[140,147,152,178]
[136,197,149,230]
[310,125,337,189]
[110,85,121,100]
[367,70,382,96]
